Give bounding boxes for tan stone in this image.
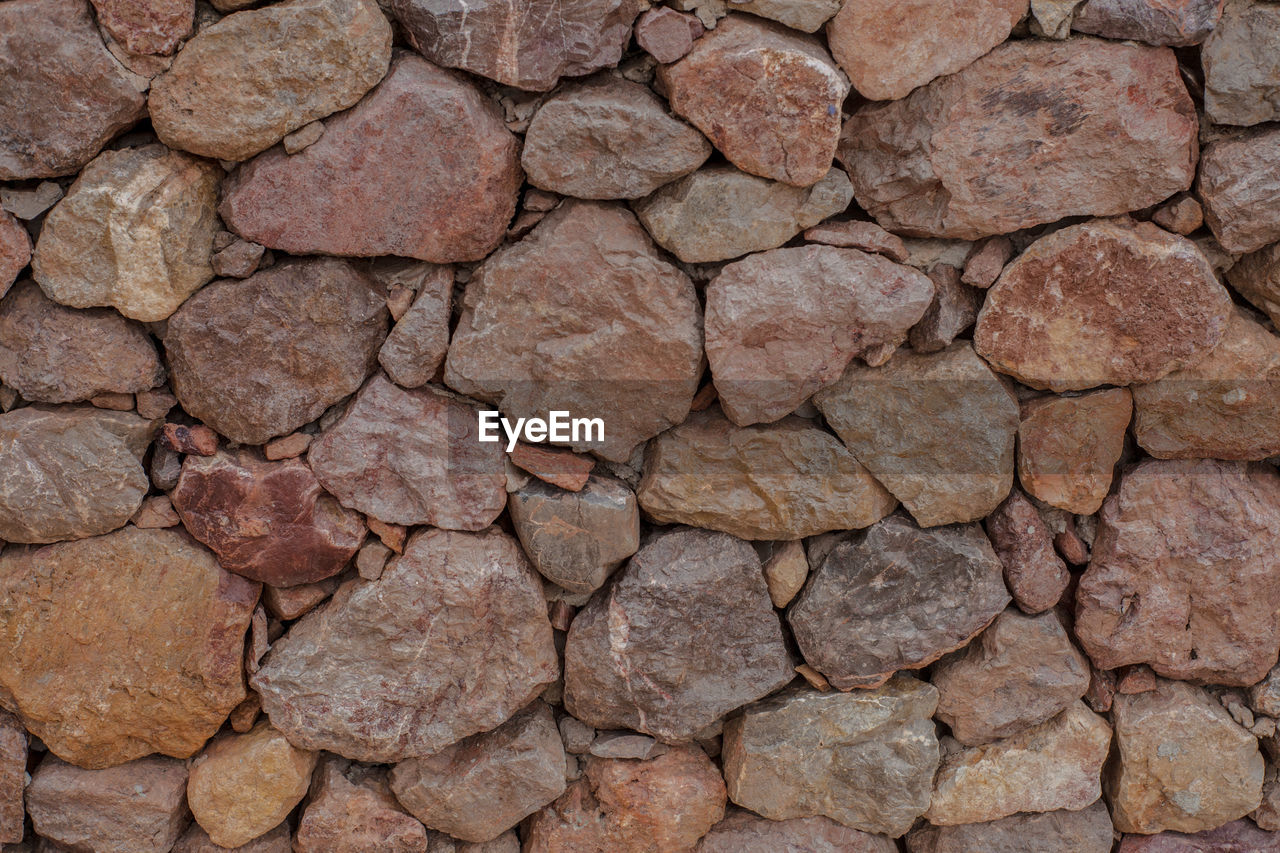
[1203,0,1280,126]
[760,540,807,608]
[1017,389,1132,514]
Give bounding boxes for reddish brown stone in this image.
[635,6,703,62]
[378,263,452,389]
[0,711,24,844]
[1085,666,1117,713]
[173,822,292,853]
[984,490,1070,614]
[1228,242,1280,328]
[1202,0,1280,126]
[132,495,181,529]
[210,239,265,279]
[803,220,908,261]
[1056,528,1091,565]
[908,264,981,354]
[262,576,339,621]
[0,213,29,297]
[1199,127,1280,254]
[510,443,594,492]
[135,389,177,420]
[90,0,192,54]
[907,801,1114,853]
[91,391,134,411]
[1117,665,1158,694]
[698,808,894,853]
[160,422,219,456]
[961,236,1013,288]
[295,757,428,853]
[263,432,312,461]
[1152,194,1205,234]
[1073,0,1223,44]
[221,53,520,263]
[1018,389,1133,514]
[367,519,406,553]
[1121,821,1280,852]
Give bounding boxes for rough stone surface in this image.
[975,219,1231,391]
[165,258,388,445]
[564,527,792,741]
[90,0,192,54]
[1120,820,1280,851]
[295,757,428,853]
[637,409,896,540]
[789,514,1009,690]
[984,490,1070,614]
[32,144,222,322]
[0,0,147,180]
[308,375,506,529]
[1199,127,1280,254]
[444,201,702,462]
[0,213,30,298]
[1073,0,1222,44]
[815,342,1019,527]
[908,264,981,354]
[509,444,595,491]
[173,822,292,853]
[253,527,558,762]
[840,39,1197,239]
[1075,459,1280,685]
[390,702,565,842]
[760,540,808,608]
[1109,679,1264,833]
[220,53,520,263]
[803,220,908,261]
[705,245,934,425]
[731,0,841,30]
[1017,388,1132,514]
[378,264,452,388]
[1202,0,1280,126]
[635,6,704,61]
[906,801,1114,853]
[723,679,940,837]
[697,808,895,853]
[634,165,853,263]
[1229,242,1280,328]
[0,711,24,844]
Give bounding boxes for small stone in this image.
[1072,0,1223,44]
[1228,242,1280,328]
[295,757,429,853]
[90,391,134,411]
[815,342,1019,527]
[263,432,312,461]
[160,422,219,456]
[926,701,1112,825]
[151,443,183,490]
[789,514,1009,690]
[365,518,406,553]
[908,264,981,354]
[390,702,566,843]
[1075,459,1280,685]
[210,239,265,279]
[906,801,1114,853]
[135,389,177,420]
[1257,767,1280,831]
[32,144,221,322]
[230,693,262,734]
[657,15,847,186]
[150,0,391,161]
[699,808,894,853]
[730,0,842,30]
[724,679,939,836]
[1252,667,1280,718]
[635,7,704,62]
[173,822,292,853]
[262,576,339,621]
[588,732,668,761]
[802,220,909,261]
[984,490,1071,614]
[932,609,1091,745]
[90,0,191,55]
[166,257,388,445]
[1085,666,1117,713]
[1029,0,1087,36]
[1202,0,1280,126]
[26,756,190,853]
[0,182,63,220]
[1117,665,1159,694]
[637,409,896,540]
[1199,127,1280,254]
[1109,678,1264,833]
[633,165,853,263]
[760,540,808,609]
[188,722,317,849]
[282,121,324,154]
[1119,820,1280,851]
[559,718,595,755]
[355,540,392,580]
[0,711,24,844]
[565,527,792,741]
[509,444,595,492]
[1152,194,1205,234]
[961,237,1014,288]
[132,495,180,529]
[253,527,558,762]
[1017,389,1133,514]
[0,213,30,298]
[377,264,452,389]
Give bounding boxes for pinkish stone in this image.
[803,220,909,261]
[635,6,703,62]
[0,212,29,297]
[1017,389,1133,514]
[1198,126,1280,254]
[90,0,193,54]
[1073,0,1224,45]
[0,711,23,844]
[984,490,1070,615]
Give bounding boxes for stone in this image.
[26,756,190,853]
[803,220,908,261]
[509,444,595,491]
[220,54,520,263]
[253,527,558,762]
[840,39,1197,239]
[1119,820,1280,852]
[523,746,726,853]
[151,0,391,160]
[91,391,134,411]
[637,409,896,540]
[698,808,895,853]
[90,0,192,54]
[1152,194,1205,234]
[308,375,506,529]
[633,165,853,263]
[1203,0,1280,126]
[730,0,842,30]
[1253,667,1280,717]
[656,15,847,187]
[984,490,1071,614]
[0,0,147,179]
[932,610,1091,745]
[0,712,24,844]
[0,214,29,298]
[444,201,702,462]
[827,0,1026,101]
[1017,389,1132,514]
[635,7,703,62]
[976,219,1231,390]
[1109,679,1264,833]
[1118,665,1158,694]
[906,801,1114,853]
[263,432,312,461]
[132,495,181,529]
[926,701,1111,824]
[174,822,292,853]
[1075,459,1280,685]
[135,389,177,420]
[1229,242,1280,328]
[263,576,339,621]
[705,245,934,425]
[1259,768,1280,831]
[165,257,388,445]
[1199,127,1280,254]
[389,702,565,842]
[160,422,219,456]
[565,527,791,741]
[188,722,317,848]
[908,264,981,354]
[32,144,221,322]
[814,342,1019,527]
[588,733,668,760]
[210,239,264,279]
[0,182,63,220]
[961,237,1013,288]
[295,757,429,853]
[0,405,153,544]
[0,280,163,403]
[723,679,939,837]
[788,514,1009,690]
[1133,308,1280,460]
[760,540,808,609]
[356,540,391,580]
[283,121,324,154]
[1072,0,1222,44]
[378,264,452,388]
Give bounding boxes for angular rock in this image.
[378,264,452,388]
[1072,0,1222,44]
[220,53,520,263]
[32,144,221,322]
[150,0,391,161]
[1119,820,1280,852]
[908,264,981,354]
[961,236,1013,288]
[840,39,1197,238]
[0,0,147,179]
[705,245,934,425]
[588,732,667,761]
[656,15,847,186]
[174,822,292,853]
[635,6,704,62]
[510,444,595,491]
[390,702,565,842]
[1075,459,1280,685]
[1109,679,1264,833]
[760,540,808,608]
[698,808,895,853]
[161,422,218,456]
[984,490,1070,614]
[803,220,908,261]
[523,746,726,852]
[444,201,702,462]
[827,0,1027,101]
[211,238,265,279]
[90,0,192,54]
[253,527,558,762]
[262,576,339,621]
[0,213,29,298]
[1202,0,1280,126]
[932,609,1091,745]
[1,181,63,220]
[295,757,428,853]
[730,0,841,30]
[263,431,312,461]
[0,711,24,844]
[723,680,939,837]
[26,756,190,853]
[1017,389,1132,514]
[188,722,317,849]
[165,258,388,445]
[637,409,896,540]
[634,165,853,263]
[1152,194,1205,234]
[906,801,1114,853]
[789,514,1009,690]
[1229,242,1280,328]
[926,701,1111,824]
[1252,667,1280,718]
[132,494,181,529]
[1199,127,1280,254]
[815,342,1019,527]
